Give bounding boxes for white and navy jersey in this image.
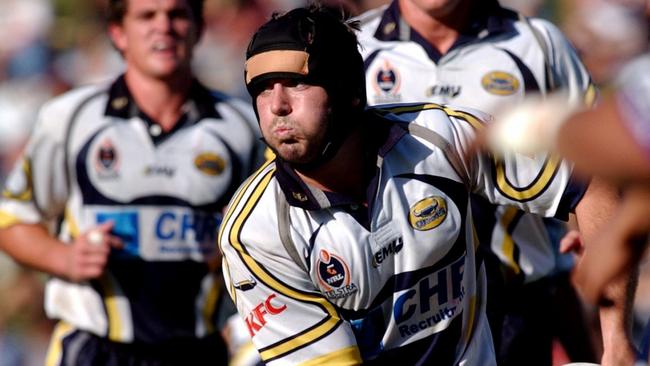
[0,75,260,344]
[617,52,650,158]
[356,2,594,283]
[219,104,584,365]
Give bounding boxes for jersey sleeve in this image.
[441,107,585,220]
[406,104,584,221]
[530,18,596,106]
[218,164,362,366]
[615,53,650,159]
[0,98,71,228]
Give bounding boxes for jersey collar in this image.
[274,111,394,211]
[104,74,222,121]
[373,1,516,61]
[104,75,223,144]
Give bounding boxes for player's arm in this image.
[0,221,121,282]
[476,99,640,366]
[571,185,650,303]
[572,178,638,366]
[533,18,595,105]
[218,168,361,366]
[558,93,650,184]
[0,102,122,282]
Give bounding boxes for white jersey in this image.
[617,52,650,158]
[356,2,594,283]
[0,76,260,344]
[219,104,584,365]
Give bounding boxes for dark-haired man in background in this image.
[0,0,261,364]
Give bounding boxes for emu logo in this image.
[372,237,404,267]
[426,85,461,98]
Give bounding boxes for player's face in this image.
[109,0,200,80]
[401,0,465,17]
[256,79,332,165]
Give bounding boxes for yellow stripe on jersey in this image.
[373,103,486,131]
[500,207,522,275]
[264,147,276,161]
[99,273,124,341]
[584,83,597,107]
[464,295,478,345]
[219,159,275,304]
[229,340,260,366]
[45,321,75,366]
[0,211,20,229]
[201,277,220,335]
[471,222,480,252]
[493,154,561,202]
[218,159,274,248]
[442,107,485,131]
[298,346,362,366]
[65,208,80,239]
[223,167,342,362]
[374,103,445,115]
[222,257,236,304]
[2,158,33,201]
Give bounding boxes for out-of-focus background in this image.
[0,0,648,364]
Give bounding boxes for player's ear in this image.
[108,23,127,53]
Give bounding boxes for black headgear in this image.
[244,6,367,169]
[245,6,366,109]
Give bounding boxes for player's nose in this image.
[270,83,292,116]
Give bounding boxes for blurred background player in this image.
[487,46,650,311]
[487,49,650,364]
[0,0,263,364]
[353,0,620,364]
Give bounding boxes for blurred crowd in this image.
[0,0,647,365]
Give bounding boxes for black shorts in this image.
[46,322,228,366]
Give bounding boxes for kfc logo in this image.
[245,293,287,337]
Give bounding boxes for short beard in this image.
[267,110,337,169]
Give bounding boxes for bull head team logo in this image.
[481,71,520,96]
[194,152,225,176]
[409,196,448,231]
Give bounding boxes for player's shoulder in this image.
[209,89,249,112]
[354,5,391,50]
[223,160,278,223]
[40,82,108,115]
[220,161,281,247]
[35,82,110,142]
[513,15,571,45]
[201,88,260,152]
[369,102,490,130]
[202,89,253,124]
[354,5,386,33]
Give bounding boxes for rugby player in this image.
[218,5,626,365]
[354,1,603,364]
[0,0,261,364]
[489,51,650,307]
